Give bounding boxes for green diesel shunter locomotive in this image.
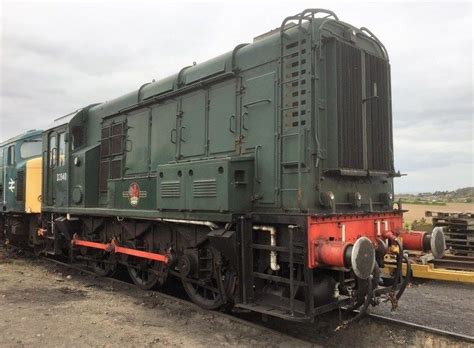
[3,9,445,321]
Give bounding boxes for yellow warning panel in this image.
[25,157,42,213]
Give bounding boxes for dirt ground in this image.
[0,248,306,348]
[402,202,474,225]
[371,279,474,337]
[1,246,473,347]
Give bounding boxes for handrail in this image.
[254,145,261,184]
[280,8,339,32]
[279,9,337,209]
[176,65,192,87]
[231,43,249,72]
[359,27,389,60]
[298,8,339,25]
[137,82,151,103]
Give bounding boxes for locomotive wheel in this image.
[181,271,234,310]
[180,248,235,310]
[121,238,167,290]
[127,261,165,290]
[91,252,117,277]
[79,235,117,277]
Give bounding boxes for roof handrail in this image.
[280,8,339,34]
[359,27,389,60]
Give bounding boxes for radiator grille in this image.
[110,123,123,155]
[100,127,110,157]
[365,53,392,171]
[110,159,122,179]
[336,41,364,169]
[160,181,181,198]
[99,161,109,192]
[193,179,217,198]
[99,122,125,193]
[16,170,25,201]
[282,39,308,129]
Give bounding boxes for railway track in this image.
[365,312,474,344]
[39,255,312,347]
[4,246,473,346]
[40,254,474,346]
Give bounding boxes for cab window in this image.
[58,133,66,166]
[49,135,57,167]
[71,126,84,150]
[20,140,42,159]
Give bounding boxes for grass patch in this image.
[400,199,447,206]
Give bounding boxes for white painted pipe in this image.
[159,218,219,230]
[253,225,280,271]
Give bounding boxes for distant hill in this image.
[396,187,473,204]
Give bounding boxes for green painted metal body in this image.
[0,130,43,213]
[41,16,395,221]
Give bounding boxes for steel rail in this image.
[46,254,474,344]
[35,254,312,347]
[5,246,471,346]
[365,312,474,343]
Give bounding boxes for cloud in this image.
[1,1,472,192]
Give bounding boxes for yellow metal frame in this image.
[384,262,474,284]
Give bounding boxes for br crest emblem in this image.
[128,182,140,207]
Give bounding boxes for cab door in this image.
[46,129,68,207]
[3,144,16,210]
[46,132,57,206]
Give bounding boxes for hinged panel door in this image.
[208,80,238,155]
[125,110,150,175]
[241,71,276,204]
[151,101,179,168]
[179,91,206,159]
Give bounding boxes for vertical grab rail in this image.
[279,14,303,208]
[254,145,262,184]
[279,9,337,209]
[288,225,296,316]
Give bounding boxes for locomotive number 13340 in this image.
[56,173,67,182]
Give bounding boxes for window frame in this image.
[58,132,66,167]
[48,134,57,168]
[7,145,15,166]
[20,140,42,159]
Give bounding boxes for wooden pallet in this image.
[426,211,474,219]
[429,211,474,256]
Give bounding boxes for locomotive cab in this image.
[0,130,43,245]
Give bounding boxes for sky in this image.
[0,0,472,193]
